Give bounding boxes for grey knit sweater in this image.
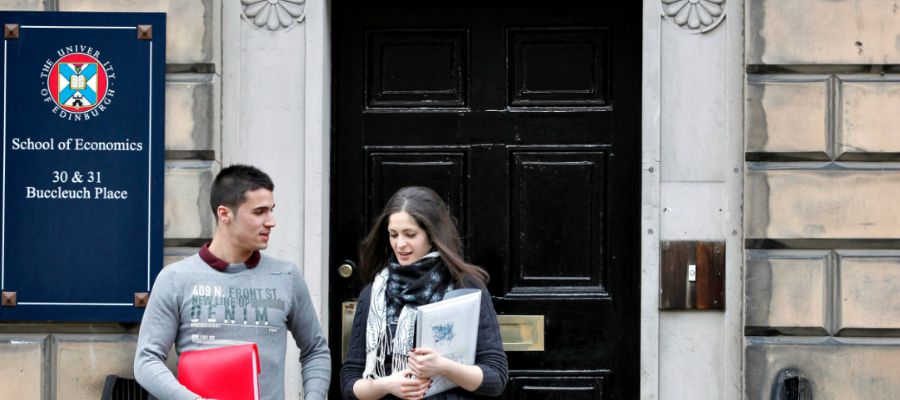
[134,253,331,400]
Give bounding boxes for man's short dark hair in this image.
[210,164,275,217]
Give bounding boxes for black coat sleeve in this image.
[468,278,509,397]
[340,284,373,400]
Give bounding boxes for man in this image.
[135,165,330,400]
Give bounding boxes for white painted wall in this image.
[642,1,744,398]
[222,1,331,398]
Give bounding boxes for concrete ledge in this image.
[58,0,215,64]
[746,163,900,240]
[164,160,215,240]
[748,0,900,65]
[0,323,137,334]
[2,0,48,10]
[837,251,900,336]
[165,74,216,153]
[746,75,830,159]
[163,247,201,268]
[745,337,900,399]
[745,250,831,336]
[0,334,47,400]
[838,76,900,159]
[52,334,139,400]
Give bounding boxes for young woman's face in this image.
[387,211,432,266]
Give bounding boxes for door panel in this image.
[508,28,610,107]
[331,2,641,399]
[367,151,467,233]
[507,374,608,400]
[367,30,468,108]
[510,151,606,293]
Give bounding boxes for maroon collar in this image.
[199,243,261,271]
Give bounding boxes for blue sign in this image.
[0,12,165,321]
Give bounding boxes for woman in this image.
[341,187,508,400]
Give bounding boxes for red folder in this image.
[178,344,261,400]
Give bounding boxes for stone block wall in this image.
[0,1,219,399]
[0,334,46,399]
[745,0,900,397]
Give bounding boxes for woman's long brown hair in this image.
[359,186,490,287]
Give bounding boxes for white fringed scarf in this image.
[363,252,448,379]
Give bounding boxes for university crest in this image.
[47,53,108,113]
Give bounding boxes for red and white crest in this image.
[47,53,108,113]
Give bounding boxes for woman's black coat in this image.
[340,277,508,400]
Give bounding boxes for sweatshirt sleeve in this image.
[340,284,372,400]
[470,283,509,397]
[288,265,332,400]
[134,268,201,400]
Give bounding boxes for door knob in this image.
[338,261,355,278]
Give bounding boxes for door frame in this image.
[638,2,744,400]
[300,0,332,333]
[309,1,744,399]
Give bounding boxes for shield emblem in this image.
[48,53,108,113]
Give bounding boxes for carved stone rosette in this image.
[242,0,306,31]
[662,0,725,33]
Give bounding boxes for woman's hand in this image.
[408,347,449,379]
[352,369,431,400]
[409,347,485,392]
[378,369,431,400]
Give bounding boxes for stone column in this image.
[224,1,330,398]
[642,0,744,398]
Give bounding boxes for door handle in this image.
[338,260,356,278]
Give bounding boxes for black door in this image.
[330,2,641,399]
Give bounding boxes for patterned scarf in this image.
[363,252,454,380]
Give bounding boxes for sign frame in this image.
[0,11,166,322]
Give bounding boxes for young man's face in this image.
[229,188,276,251]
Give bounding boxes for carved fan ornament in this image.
[662,0,725,33]
[242,0,306,31]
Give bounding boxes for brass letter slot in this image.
[341,302,544,363]
[342,302,356,363]
[498,315,544,351]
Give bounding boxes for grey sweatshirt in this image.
[134,253,331,400]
